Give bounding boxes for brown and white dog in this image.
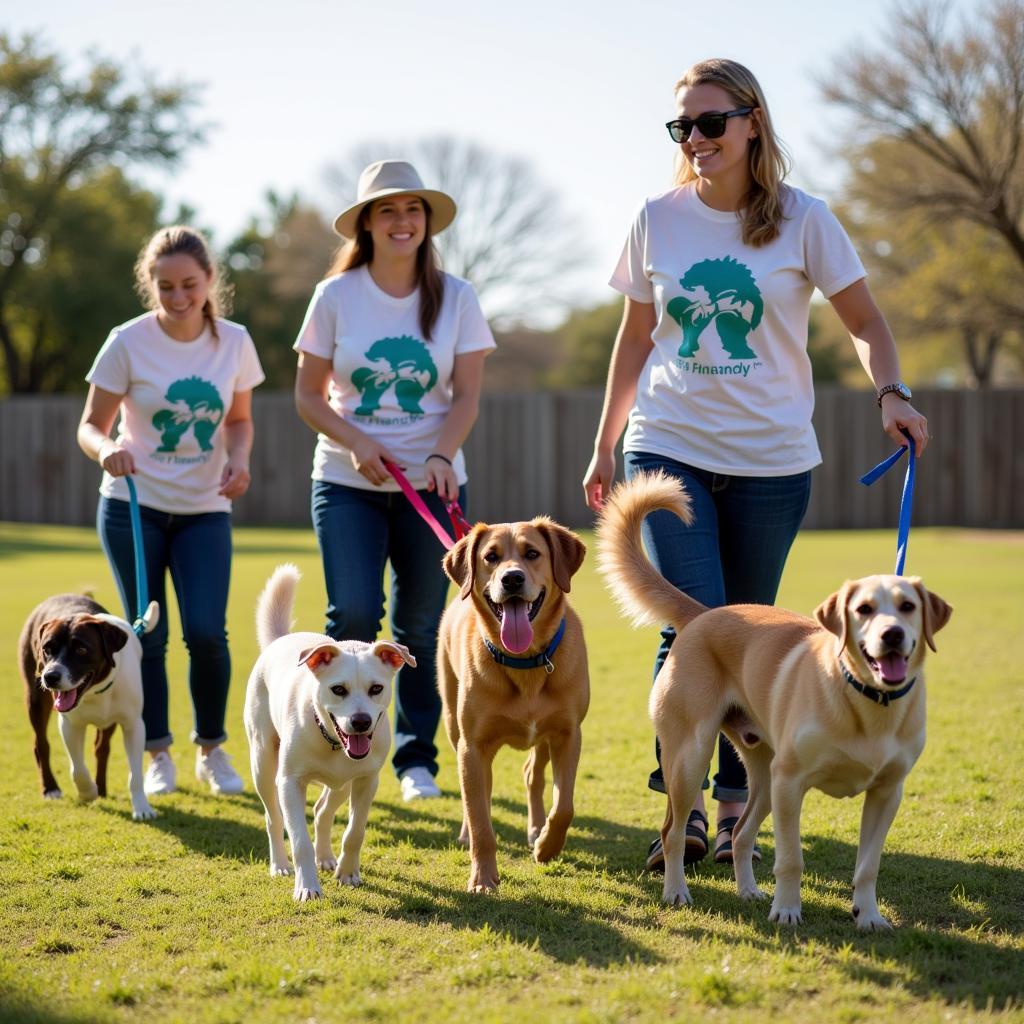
[438,517,590,892]
[597,471,952,930]
[19,593,159,820]
[244,564,415,901]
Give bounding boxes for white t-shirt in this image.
[293,266,496,491]
[86,312,265,513]
[610,184,866,476]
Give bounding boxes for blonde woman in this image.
[583,59,929,870]
[78,226,264,798]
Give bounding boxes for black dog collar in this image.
[313,710,342,750]
[839,659,916,707]
[482,617,566,674]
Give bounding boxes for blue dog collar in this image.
[483,617,567,674]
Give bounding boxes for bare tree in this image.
[323,137,582,326]
[820,0,1024,266]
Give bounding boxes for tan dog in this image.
[597,471,952,930]
[438,517,589,892]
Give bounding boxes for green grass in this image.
[1,522,1022,1023]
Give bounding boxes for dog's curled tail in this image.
[256,563,300,651]
[596,471,707,630]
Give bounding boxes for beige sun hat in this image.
[332,159,457,240]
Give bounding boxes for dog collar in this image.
[482,617,566,674]
[312,710,342,751]
[92,670,116,696]
[839,659,916,707]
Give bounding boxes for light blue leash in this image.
[859,429,916,576]
[123,476,151,637]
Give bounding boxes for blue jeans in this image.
[624,452,811,802]
[97,497,233,750]
[311,480,467,779]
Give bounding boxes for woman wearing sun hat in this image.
[294,159,495,801]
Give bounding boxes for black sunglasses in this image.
[665,107,753,143]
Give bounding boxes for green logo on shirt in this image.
[667,257,763,360]
[351,335,438,416]
[151,376,224,453]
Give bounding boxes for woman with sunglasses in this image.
[583,59,929,871]
[294,159,495,802]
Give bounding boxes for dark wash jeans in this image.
[98,497,233,750]
[623,451,812,802]
[311,479,468,780]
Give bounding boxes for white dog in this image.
[19,593,160,820]
[244,564,414,901]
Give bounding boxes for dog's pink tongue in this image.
[345,732,371,758]
[500,599,533,654]
[878,653,907,683]
[53,688,77,713]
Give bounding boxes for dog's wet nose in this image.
[881,626,905,649]
[501,569,525,593]
[42,669,62,687]
[349,712,372,734]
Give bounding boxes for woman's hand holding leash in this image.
[881,396,929,456]
[425,453,458,502]
[98,439,135,478]
[350,434,401,487]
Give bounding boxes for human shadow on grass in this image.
[655,832,1024,1009]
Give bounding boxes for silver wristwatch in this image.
[876,382,912,407]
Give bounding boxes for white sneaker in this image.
[195,747,245,795]
[144,751,177,796]
[400,766,441,801]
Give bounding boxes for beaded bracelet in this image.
[426,453,453,466]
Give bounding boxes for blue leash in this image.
[124,476,150,637]
[859,430,916,575]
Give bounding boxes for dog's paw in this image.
[293,884,323,902]
[532,826,566,864]
[738,883,767,902]
[131,802,158,821]
[467,866,499,893]
[662,885,694,907]
[336,871,361,887]
[76,784,99,803]
[269,862,294,878]
[317,855,338,872]
[853,905,893,931]
[527,826,542,846]
[43,788,63,800]
[768,901,803,925]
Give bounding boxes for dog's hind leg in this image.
[523,741,550,847]
[729,745,772,901]
[335,773,379,887]
[313,782,350,871]
[533,726,581,863]
[851,781,903,931]
[27,693,61,798]
[251,741,291,878]
[94,724,116,798]
[661,725,717,906]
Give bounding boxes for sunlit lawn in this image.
[1,521,1022,1023]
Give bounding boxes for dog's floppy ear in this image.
[909,577,953,652]
[532,518,587,594]
[297,642,343,672]
[34,619,61,665]
[370,641,417,670]
[814,580,855,655]
[77,615,130,658]
[444,524,486,600]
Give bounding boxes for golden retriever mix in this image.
[438,517,589,893]
[597,471,952,930]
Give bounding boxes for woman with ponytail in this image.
[583,60,929,870]
[78,225,264,799]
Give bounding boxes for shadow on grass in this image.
[0,994,98,1024]
[0,535,99,559]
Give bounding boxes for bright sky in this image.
[8,0,972,311]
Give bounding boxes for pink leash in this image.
[383,459,471,551]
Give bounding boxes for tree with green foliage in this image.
[0,33,203,392]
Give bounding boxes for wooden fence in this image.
[1,388,1021,529]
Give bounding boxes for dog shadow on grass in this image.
[673,832,1024,1009]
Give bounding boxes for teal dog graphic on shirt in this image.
[667,257,763,360]
[152,377,224,452]
[351,335,438,416]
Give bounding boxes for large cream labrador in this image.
[597,471,952,930]
[244,564,414,901]
[438,517,589,893]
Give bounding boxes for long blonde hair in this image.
[134,226,231,339]
[324,200,445,341]
[673,59,791,247]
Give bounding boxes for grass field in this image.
[1,521,1022,1023]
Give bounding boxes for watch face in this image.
[896,383,912,400]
